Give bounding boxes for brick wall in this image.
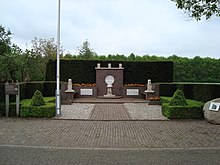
[96,68,124,96]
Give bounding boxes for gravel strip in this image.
[55,104,95,119]
[124,103,168,120]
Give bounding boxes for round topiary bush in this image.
[31,90,46,106]
[169,89,188,106]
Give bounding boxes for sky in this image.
[1,0,220,58]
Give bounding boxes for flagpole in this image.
[56,0,61,116]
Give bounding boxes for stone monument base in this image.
[97,96,123,99]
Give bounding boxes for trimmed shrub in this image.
[20,97,55,118]
[162,103,203,119]
[169,89,188,106]
[161,97,204,119]
[31,90,45,106]
[20,104,55,118]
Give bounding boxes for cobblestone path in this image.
[90,104,131,120]
[0,119,219,148]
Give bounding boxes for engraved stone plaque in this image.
[126,89,139,95]
[80,89,93,95]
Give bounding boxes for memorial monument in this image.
[104,75,116,97]
[96,63,124,98]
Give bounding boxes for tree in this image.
[0,25,12,56]
[0,27,27,81]
[31,37,63,80]
[78,40,96,59]
[19,49,45,81]
[0,25,12,81]
[0,44,21,81]
[172,0,220,20]
[31,37,62,59]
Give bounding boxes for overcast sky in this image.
[1,0,220,58]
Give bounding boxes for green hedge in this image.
[0,82,57,103]
[1,81,220,104]
[0,103,21,117]
[25,82,44,99]
[0,84,4,103]
[159,83,220,102]
[45,59,174,83]
[20,97,55,118]
[161,97,204,119]
[43,81,57,97]
[20,104,55,118]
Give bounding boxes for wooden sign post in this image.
[5,82,20,117]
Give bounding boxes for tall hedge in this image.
[0,84,4,103]
[0,82,54,103]
[159,83,220,102]
[45,59,174,84]
[25,82,44,99]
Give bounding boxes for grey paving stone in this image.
[0,119,219,149]
[90,104,130,120]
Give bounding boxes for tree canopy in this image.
[172,0,220,20]
[0,24,220,83]
[0,25,12,56]
[77,40,97,59]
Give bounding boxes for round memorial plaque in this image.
[105,75,115,85]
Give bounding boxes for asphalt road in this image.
[0,145,219,165]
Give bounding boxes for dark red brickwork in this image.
[96,68,124,96]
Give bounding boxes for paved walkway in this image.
[0,101,219,149]
[90,104,131,120]
[0,119,219,148]
[55,103,168,120]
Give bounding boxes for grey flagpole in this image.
[56,0,61,116]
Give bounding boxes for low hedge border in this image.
[20,104,55,118]
[20,97,55,118]
[161,97,204,119]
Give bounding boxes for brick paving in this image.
[90,104,131,120]
[0,119,219,149]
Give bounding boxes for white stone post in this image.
[119,63,122,68]
[97,63,101,68]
